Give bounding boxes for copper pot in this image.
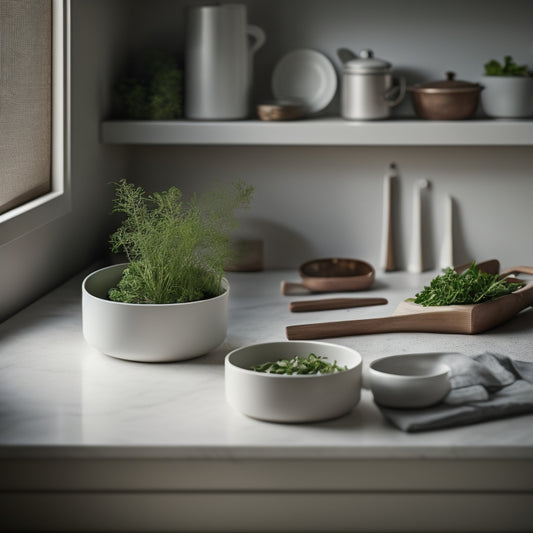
[409,72,483,120]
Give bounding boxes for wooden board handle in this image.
[286,312,466,340]
[289,297,388,313]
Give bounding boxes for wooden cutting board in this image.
[286,265,533,340]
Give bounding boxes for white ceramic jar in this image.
[340,49,405,120]
[185,3,265,120]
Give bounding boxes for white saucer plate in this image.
[271,49,337,114]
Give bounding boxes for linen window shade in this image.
[0,0,52,215]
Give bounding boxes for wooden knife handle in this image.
[289,297,388,313]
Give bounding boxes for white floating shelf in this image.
[101,117,533,146]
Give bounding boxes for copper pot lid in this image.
[409,72,483,93]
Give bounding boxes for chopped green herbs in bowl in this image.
[252,353,347,375]
[225,341,362,423]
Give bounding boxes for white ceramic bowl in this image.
[82,263,228,363]
[369,354,450,409]
[481,76,533,118]
[225,341,362,423]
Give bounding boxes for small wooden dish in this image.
[257,101,303,121]
[299,258,375,292]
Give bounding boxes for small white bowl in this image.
[369,354,450,409]
[225,341,362,423]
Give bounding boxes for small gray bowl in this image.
[369,354,450,409]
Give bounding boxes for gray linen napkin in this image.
[378,352,533,432]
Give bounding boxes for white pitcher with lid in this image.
[185,3,266,120]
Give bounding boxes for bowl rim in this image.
[82,263,229,308]
[225,340,362,379]
[369,354,450,380]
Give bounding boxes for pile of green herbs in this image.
[114,50,183,119]
[108,179,253,304]
[484,55,531,77]
[412,262,525,307]
[252,353,347,375]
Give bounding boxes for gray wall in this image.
[0,0,532,320]
[118,0,533,269]
[124,144,533,270]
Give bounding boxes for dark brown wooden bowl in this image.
[299,258,375,292]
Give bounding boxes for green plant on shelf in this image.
[484,55,531,77]
[114,50,183,119]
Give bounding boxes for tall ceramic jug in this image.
[185,4,266,120]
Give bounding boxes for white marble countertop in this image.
[2,265,533,460]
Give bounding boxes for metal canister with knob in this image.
[338,48,406,120]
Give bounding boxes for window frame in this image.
[0,0,71,245]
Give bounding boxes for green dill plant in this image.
[108,179,253,304]
[412,262,525,307]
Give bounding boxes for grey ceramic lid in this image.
[343,50,392,74]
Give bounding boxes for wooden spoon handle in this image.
[289,297,388,313]
[286,312,460,340]
[500,265,533,277]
